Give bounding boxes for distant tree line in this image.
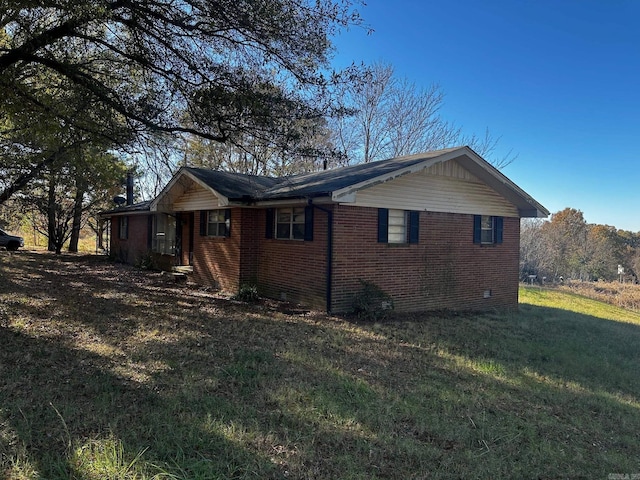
[520,208,640,283]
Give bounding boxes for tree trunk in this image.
[68,186,84,252]
[47,176,57,252]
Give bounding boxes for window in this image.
[388,209,407,243]
[152,214,176,254]
[265,206,313,241]
[378,208,419,244]
[481,216,494,244]
[473,215,503,245]
[276,207,305,240]
[119,216,128,240]
[207,209,230,237]
[199,210,230,237]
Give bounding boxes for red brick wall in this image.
[331,206,520,313]
[189,207,328,306]
[111,206,521,314]
[191,208,241,292]
[239,209,260,285]
[109,214,150,265]
[254,206,329,310]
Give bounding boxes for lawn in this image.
[1,251,639,479]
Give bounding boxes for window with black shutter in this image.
[199,210,231,237]
[378,208,419,244]
[206,209,231,237]
[473,215,504,245]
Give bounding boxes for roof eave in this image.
[331,146,549,218]
[519,207,549,218]
[99,208,150,218]
[247,192,332,207]
[99,201,152,218]
[454,150,549,218]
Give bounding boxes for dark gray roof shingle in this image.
[184,168,280,199]
[184,147,462,200]
[101,200,152,215]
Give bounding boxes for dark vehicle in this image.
[0,228,24,251]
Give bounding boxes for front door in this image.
[175,212,194,266]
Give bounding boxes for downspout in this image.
[309,199,333,314]
[105,217,110,256]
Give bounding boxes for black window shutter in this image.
[304,205,314,241]
[224,209,231,237]
[199,211,207,236]
[473,215,482,244]
[408,211,420,244]
[378,208,389,243]
[147,215,153,248]
[495,216,504,244]
[265,208,274,239]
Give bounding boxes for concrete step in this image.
[172,265,193,274]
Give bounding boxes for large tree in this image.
[67,148,129,252]
[20,146,127,254]
[0,0,364,202]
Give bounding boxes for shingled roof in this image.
[261,147,462,200]
[184,168,280,199]
[183,147,462,201]
[100,200,152,216]
[149,146,548,217]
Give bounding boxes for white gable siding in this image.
[348,160,519,217]
[173,184,220,211]
[423,159,478,181]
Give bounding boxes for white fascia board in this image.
[334,192,356,203]
[331,147,467,203]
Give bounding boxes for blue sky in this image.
[330,0,640,231]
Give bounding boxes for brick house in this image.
[101,146,548,313]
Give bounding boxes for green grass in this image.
[1,252,639,479]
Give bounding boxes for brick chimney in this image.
[126,172,134,206]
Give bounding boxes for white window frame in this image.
[152,214,176,255]
[480,215,495,244]
[387,209,407,244]
[207,209,229,237]
[275,207,305,240]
